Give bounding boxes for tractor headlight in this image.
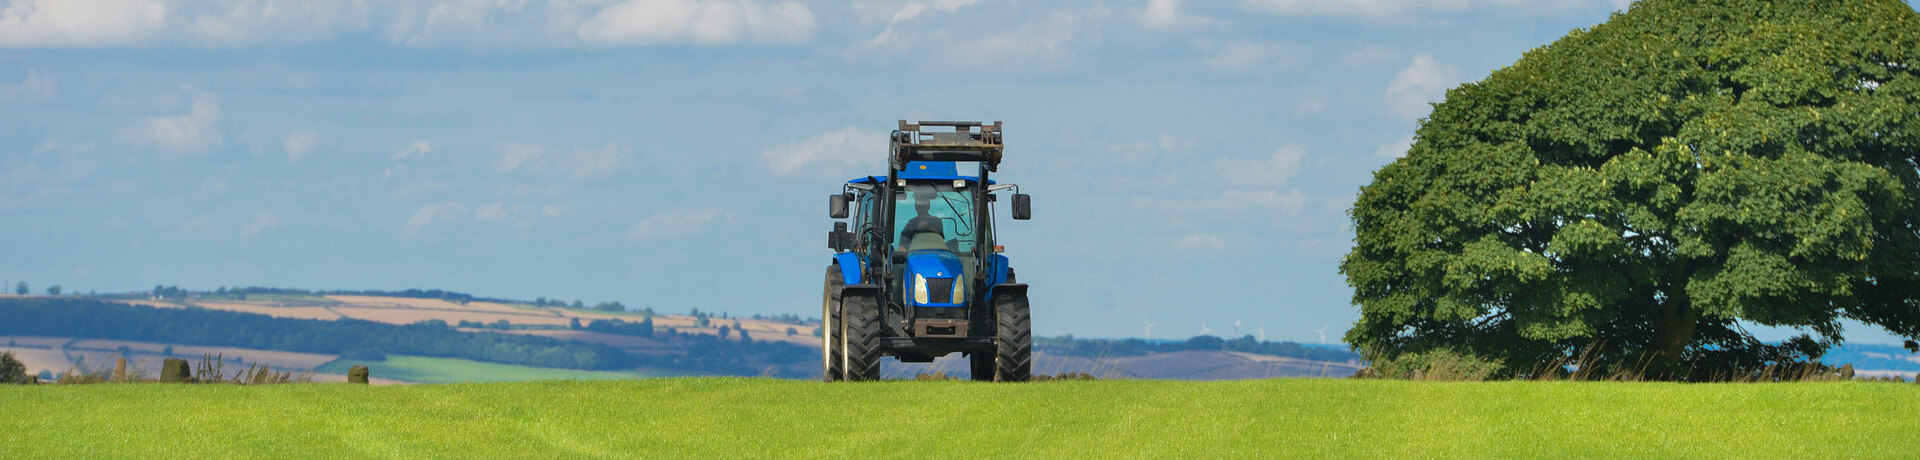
[951,278,965,303]
[913,274,929,304]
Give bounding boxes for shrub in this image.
[0,352,29,384]
[160,358,191,383]
[1356,348,1505,381]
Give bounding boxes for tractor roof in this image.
[847,162,994,184]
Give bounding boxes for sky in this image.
[1,0,1910,345]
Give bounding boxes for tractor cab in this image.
[843,162,995,313]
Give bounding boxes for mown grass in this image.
[2,379,1914,458]
[314,355,660,383]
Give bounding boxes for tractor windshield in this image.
[894,181,977,253]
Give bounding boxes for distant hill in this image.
[0,289,1380,382]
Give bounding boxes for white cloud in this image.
[0,69,56,101]
[1176,232,1228,252]
[0,0,168,47]
[630,208,727,240]
[1340,44,1397,68]
[577,0,814,46]
[763,127,886,175]
[1294,97,1327,116]
[1206,40,1306,72]
[1241,0,1605,18]
[404,201,465,236]
[852,3,1093,71]
[240,212,278,238]
[138,91,223,154]
[859,0,978,48]
[560,144,623,178]
[1385,54,1459,118]
[179,1,369,47]
[1133,189,1309,216]
[283,130,318,162]
[1140,0,1181,29]
[496,142,626,178]
[1139,0,1210,30]
[0,1,821,49]
[0,140,97,206]
[393,140,433,160]
[475,202,507,221]
[959,10,1083,68]
[496,143,546,172]
[1376,134,1414,158]
[1217,144,1305,187]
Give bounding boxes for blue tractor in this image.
[823,121,1033,382]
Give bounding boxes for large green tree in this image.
[1344,0,1920,378]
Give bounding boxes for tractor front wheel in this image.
[993,294,1032,382]
[841,291,883,381]
[821,267,844,381]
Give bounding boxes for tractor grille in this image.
[926,278,955,304]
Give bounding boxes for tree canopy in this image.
[1344,0,1920,378]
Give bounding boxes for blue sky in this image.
[2,0,1908,345]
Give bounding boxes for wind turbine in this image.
[1256,321,1267,341]
[1314,324,1331,344]
[1199,321,1213,336]
[1233,319,1242,336]
[1143,320,1156,340]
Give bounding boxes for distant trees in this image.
[718,325,731,339]
[584,318,653,338]
[569,318,582,330]
[15,282,26,295]
[45,285,60,296]
[593,301,626,312]
[1035,335,1358,363]
[0,297,634,370]
[152,285,187,299]
[752,313,810,325]
[786,327,797,337]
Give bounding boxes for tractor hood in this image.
[906,250,963,280]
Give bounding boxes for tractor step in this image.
[880,337,993,355]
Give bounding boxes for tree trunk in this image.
[1651,260,1701,375]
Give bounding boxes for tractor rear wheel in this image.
[821,267,844,381]
[841,291,883,381]
[993,294,1031,382]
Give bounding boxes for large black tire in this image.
[994,294,1032,382]
[841,292,883,381]
[821,267,844,381]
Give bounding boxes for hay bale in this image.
[160,358,191,383]
[348,365,369,384]
[1839,364,1855,380]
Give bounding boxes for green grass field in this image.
[315,355,660,383]
[3,379,1915,457]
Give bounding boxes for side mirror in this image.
[1011,194,1031,220]
[830,193,850,219]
